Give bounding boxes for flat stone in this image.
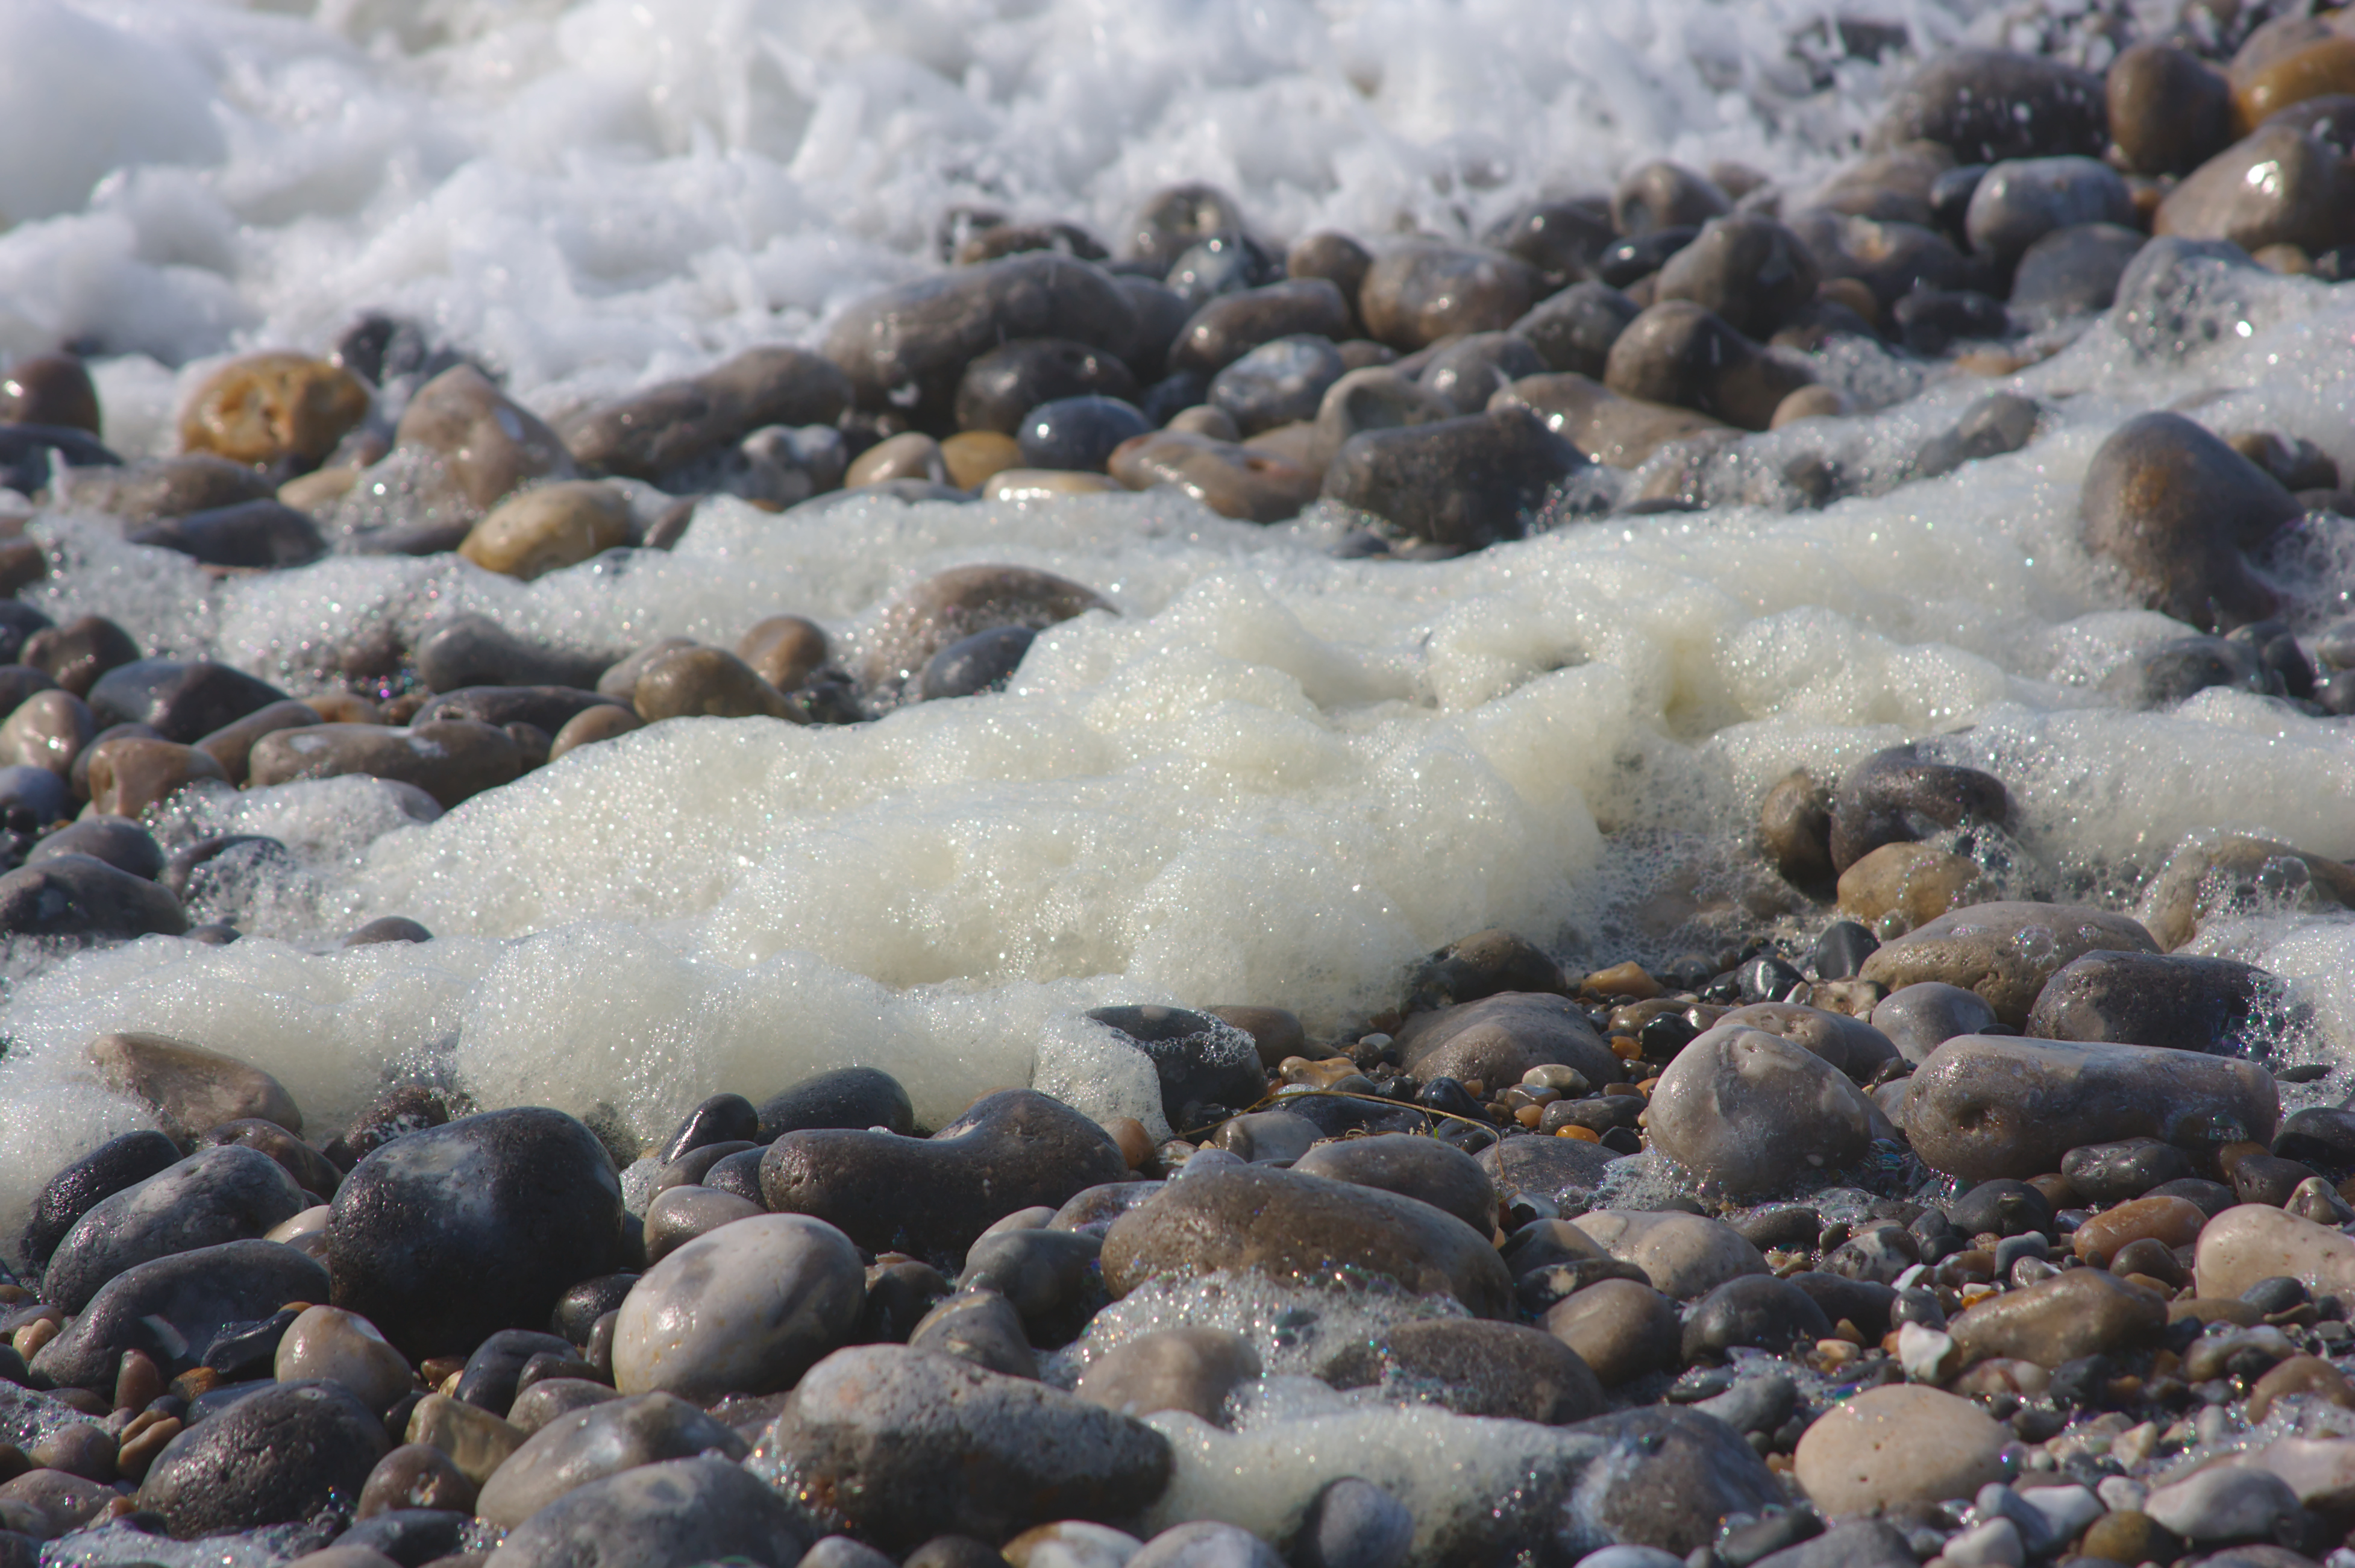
[248,720,522,810]
[481,1455,808,1568]
[475,1392,748,1529]
[613,1214,864,1401]
[43,1143,307,1313]
[1109,430,1320,523]
[1648,1026,1876,1196]
[31,1237,328,1392]
[137,1380,389,1539]
[89,1031,300,1138]
[1477,1135,1622,1208]
[1948,1267,2168,1369]
[1793,1385,2010,1514]
[1857,902,2159,1026]
[1567,1210,1767,1300]
[328,1107,623,1360]
[1101,1164,1511,1316]
[1905,1034,2276,1182]
[754,1345,1171,1549]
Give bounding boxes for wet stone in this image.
[1484,196,1618,286]
[2061,1138,2193,1205]
[1794,1384,2012,1512]
[179,353,371,469]
[1962,157,2134,266]
[1101,1163,1511,1316]
[1290,1134,1496,1238]
[1654,215,1820,339]
[756,1066,915,1141]
[249,721,522,811]
[762,1088,1127,1264]
[2156,127,2355,259]
[28,1241,323,1394]
[1168,280,1352,377]
[955,340,1138,436]
[865,564,1112,689]
[1512,283,1642,379]
[2026,950,2288,1054]
[1394,993,1618,1095]
[614,1214,864,1402]
[0,689,94,779]
[0,853,187,941]
[757,1345,1171,1549]
[474,1392,747,1529]
[1871,983,1998,1064]
[908,1290,1037,1379]
[1563,1405,1784,1554]
[1417,333,1545,416]
[19,1129,180,1272]
[413,614,613,693]
[1322,407,1582,548]
[1324,1318,1602,1425]
[1358,243,1543,351]
[2109,43,2233,177]
[358,1443,478,1519]
[87,658,289,745]
[1869,48,2106,164]
[129,500,326,569]
[1611,162,1732,236]
[136,1379,389,1538]
[0,353,99,433]
[1906,1035,2275,1181]
[1208,336,1344,435]
[45,1143,307,1312]
[1569,1209,1768,1300]
[1681,1275,1834,1361]
[1109,431,1322,523]
[960,1228,1103,1341]
[328,1107,623,1360]
[274,1306,413,1416]
[1074,1328,1259,1423]
[484,1454,807,1568]
[632,647,795,723]
[1165,231,1282,308]
[1602,303,1811,431]
[1857,902,2159,1025]
[2007,224,2148,325]
[394,365,577,516]
[1914,393,2040,481]
[459,481,633,581]
[560,346,851,480]
[1015,396,1152,472]
[85,736,227,818]
[1087,1006,1265,1124]
[1648,1026,1876,1197]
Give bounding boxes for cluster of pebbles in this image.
[2,9,2355,1568]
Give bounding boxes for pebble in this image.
[1870,48,2106,163]
[1570,1406,1786,1554]
[1870,983,1998,1064]
[359,1444,480,1518]
[274,1305,415,1415]
[560,346,851,480]
[2143,834,2355,950]
[0,850,187,940]
[459,481,633,580]
[1603,303,1811,431]
[1568,1209,1767,1299]
[1109,430,1321,522]
[1511,283,1642,379]
[2081,411,2303,633]
[0,351,100,432]
[1293,1477,1413,1568]
[1611,162,1731,235]
[1323,1318,1604,1424]
[759,1345,1171,1549]
[1129,1522,1285,1568]
[474,1392,747,1529]
[327,1107,624,1359]
[87,657,289,745]
[908,1289,1038,1378]
[1417,334,1545,416]
[129,499,327,569]
[1290,1133,1496,1238]
[2007,224,2148,325]
[1074,1328,1260,1422]
[754,1066,915,1141]
[414,613,612,693]
[137,1381,390,1538]
[761,1088,1127,1262]
[394,365,577,516]
[1499,373,1728,469]
[1357,243,1543,350]
[1087,1004,1267,1120]
[1653,215,1820,338]
[823,253,1140,429]
[408,1391,529,1485]
[1857,901,2159,1025]
[88,1031,300,1138]
[613,1214,865,1400]
[178,353,371,469]
[1907,1035,2276,1181]
[1793,1385,2010,1514]
[481,1455,808,1568]
[631,646,796,723]
[1646,1025,1875,1196]
[2156,126,2355,257]
[1209,336,1346,434]
[1320,406,1583,548]
[1947,1266,2169,1369]
[865,564,1113,689]
[84,735,227,817]
[1393,992,1619,1091]
[0,689,94,779]
[2142,1466,2302,1544]
[248,720,522,809]
[1961,157,2134,265]
[2107,43,2233,177]
[2027,949,2282,1052]
[19,1127,180,1271]
[43,1143,307,1313]
[1168,280,1352,377]
[2195,1205,2355,1300]
[1836,843,1985,936]
[1680,1275,1833,1359]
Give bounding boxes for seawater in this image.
[1,0,2354,1243]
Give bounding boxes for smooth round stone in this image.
[249,720,521,810]
[1871,983,1997,1065]
[1209,1110,1319,1164]
[1206,335,1344,436]
[1123,184,1248,270]
[2078,409,2302,632]
[0,760,65,831]
[1482,195,1619,283]
[0,351,100,431]
[394,365,577,515]
[475,1391,747,1529]
[845,431,949,488]
[1358,242,1542,351]
[547,704,644,759]
[2142,835,2355,951]
[331,1511,471,1567]
[1324,1318,1603,1425]
[19,1129,180,1272]
[412,685,626,738]
[1567,1210,1767,1300]
[1015,396,1152,472]
[1313,366,1449,459]
[86,658,287,747]
[1653,215,1819,339]
[2194,1205,2355,1301]
[1681,1275,1833,1361]
[327,1107,623,1361]
[274,1306,413,1414]
[955,339,1137,435]
[2157,126,2355,257]
[2101,634,2273,709]
[30,1238,329,1393]
[1328,404,1582,546]
[765,1345,1171,1549]
[128,499,325,569]
[613,1213,862,1402]
[1858,902,2159,1026]
[2072,1195,2207,1267]
[2027,950,2285,1054]
[43,1143,307,1314]
[357,1444,478,1519]
[0,688,95,779]
[1793,1385,2010,1514]
[413,613,611,694]
[961,1228,1106,1335]
[0,851,187,941]
[84,736,227,818]
[639,1184,760,1265]
[941,429,1023,489]
[732,618,829,697]
[632,647,794,723]
[1102,1164,1511,1316]
[1074,1328,1259,1423]
[1602,303,1810,432]
[1947,1267,2169,1369]
[1714,1003,1897,1083]
[1393,993,1618,1093]
[137,1381,390,1538]
[191,698,322,786]
[908,1289,1038,1379]
[822,253,1140,429]
[559,346,850,480]
[1108,430,1321,523]
[2108,42,2232,176]
[1575,1551,1682,1568]
[1417,333,1546,416]
[509,1378,626,1435]
[481,1455,808,1568]
[1610,161,1730,236]
[1870,47,2104,163]
[1294,1478,1413,1568]
[1963,156,2134,265]
[1512,283,1642,380]
[1290,1134,1496,1238]
[1563,1406,1784,1555]
[1167,278,1352,377]
[1127,1522,1284,1568]
[1905,1035,2277,1182]
[2009,223,2148,324]
[920,626,1035,701]
[179,353,371,468]
[2060,1139,2190,1206]
[2143,1466,2301,1544]
[1826,744,2008,876]
[1836,842,1984,935]
[756,1065,916,1141]
[1647,1026,1875,1197]
[864,563,1114,688]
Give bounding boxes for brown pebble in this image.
[357,1441,480,1518]
[114,1348,165,1413]
[0,353,101,434]
[113,1416,181,1483]
[736,616,829,694]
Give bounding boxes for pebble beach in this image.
[2,0,2355,1566]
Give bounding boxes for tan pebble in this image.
[983,468,1121,500]
[846,431,947,488]
[1771,385,1851,428]
[180,353,371,467]
[278,467,359,513]
[547,703,644,761]
[940,430,1022,489]
[113,1416,180,1483]
[1167,405,1240,441]
[84,737,226,818]
[459,480,632,580]
[736,615,830,692]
